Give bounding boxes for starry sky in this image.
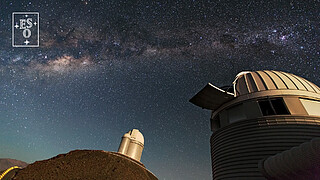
[0,0,319,179]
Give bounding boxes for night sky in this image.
[0,0,319,179]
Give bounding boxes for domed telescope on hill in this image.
[190,70,320,180]
[118,129,144,162]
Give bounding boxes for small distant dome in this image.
[234,70,320,96]
[118,129,144,162]
[130,129,144,145]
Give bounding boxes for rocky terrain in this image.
[11,150,157,180]
[0,159,28,171]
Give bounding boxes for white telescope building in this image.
[190,70,320,179]
[118,129,144,162]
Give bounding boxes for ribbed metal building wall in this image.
[210,116,320,179]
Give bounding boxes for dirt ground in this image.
[12,150,157,180]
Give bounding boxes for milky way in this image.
[0,1,319,179]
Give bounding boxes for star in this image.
[280,35,286,40]
[24,40,30,45]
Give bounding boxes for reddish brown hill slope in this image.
[13,150,157,180]
[0,159,28,171]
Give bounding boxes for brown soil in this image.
[12,150,157,180]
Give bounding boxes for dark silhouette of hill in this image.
[0,158,28,171]
[12,150,157,180]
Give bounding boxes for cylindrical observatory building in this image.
[118,129,144,162]
[190,70,320,179]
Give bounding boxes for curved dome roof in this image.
[234,70,320,96]
[128,129,144,145]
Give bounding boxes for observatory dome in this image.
[118,129,144,162]
[130,129,144,145]
[234,70,320,96]
[191,70,320,180]
[190,70,320,111]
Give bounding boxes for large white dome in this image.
[234,70,320,96]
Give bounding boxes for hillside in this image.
[12,150,157,180]
[0,159,28,171]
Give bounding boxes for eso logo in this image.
[12,12,39,47]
